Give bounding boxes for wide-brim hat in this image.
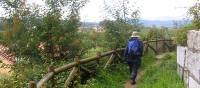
[131,31,140,37]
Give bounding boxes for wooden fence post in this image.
[74,56,81,86]
[29,81,36,88]
[96,52,101,65]
[48,66,55,87]
[64,67,78,88]
[104,49,116,69]
[116,52,122,59]
[144,41,149,53]
[64,56,80,88]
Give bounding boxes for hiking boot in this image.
[130,80,136,85]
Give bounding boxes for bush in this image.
[100,19,133,49]
[0,0,86,62]
[174,24,194,46]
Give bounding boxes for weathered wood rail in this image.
[28,39,173,88]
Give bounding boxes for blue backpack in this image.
[127,39,142,56]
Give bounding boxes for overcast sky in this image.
[0,0,197,22]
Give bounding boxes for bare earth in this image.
[124,70,144,88]
[0,63,11,77]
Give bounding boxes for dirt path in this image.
[0,63,11,77]
[0,45,15,77]
[124,54,165,88]
[124,70,145,88]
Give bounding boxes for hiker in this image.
[123,31,143,85]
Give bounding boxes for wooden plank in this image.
[48,66,55,87]
[37,72,54,88]
[104,54,116,69]
[37,49,123,88]
[96,52,101,65]
[64,67,79,88]
[116,52,122,59]
[143,39,173,44]
[80,66,93,74]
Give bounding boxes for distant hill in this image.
[81,22,99,28]
[141,20,174,27]
[140,20,191,28]
[81,19,191,28]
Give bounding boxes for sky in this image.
[0,0,197,22]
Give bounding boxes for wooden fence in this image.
[28,39,173,88]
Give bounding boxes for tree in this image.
[0,0,88,61]
[102,0,141,49]
[189,2,200,29]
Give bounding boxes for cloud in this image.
[80,0,105,22]
[0,0,197,21]
[139,0,196,20]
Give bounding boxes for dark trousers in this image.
[127,57,141,81]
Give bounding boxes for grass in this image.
[137,53,185,88]
[0,49,185,88]
[80,52,156,88]
[80,52,185,88]
[80,63,130,88]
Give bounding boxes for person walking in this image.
[123,31,143,85]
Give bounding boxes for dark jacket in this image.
[124,37,143,62]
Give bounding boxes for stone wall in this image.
[177,30,200,88]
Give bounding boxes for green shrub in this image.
[174,24,194,46]
[100,19,134,49]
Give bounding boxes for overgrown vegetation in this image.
[81,53,185,88]
[79,52,155,88]
[137,53,185,88]
[80,63,130,88]
[0,0,197,87]
[0,0,89,87]
[100,0,141,49]
[0,0,88,61]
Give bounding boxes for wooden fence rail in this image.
[29,39,173,88]
[31,48,123,88]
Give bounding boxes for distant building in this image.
[78,22,105,32]
[78,26,105,33]
[93,26,105,32]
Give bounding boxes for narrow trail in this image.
[0,63,11,76]
[124,54,165,88]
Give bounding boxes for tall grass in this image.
[137,53,185,88]
[80,53,156,88]
[80,53,185,88]
[80,63,129,88]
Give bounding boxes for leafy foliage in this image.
[0,0,87,61]
[100,19,133,49]
[101,0,142,49]
[0,0,87,87]
[174,24,194,46]
[189,2,200,29]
